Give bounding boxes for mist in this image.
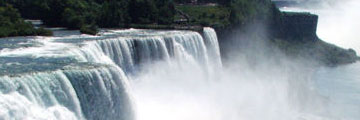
[129,23,332,120]
[127,0,360,117]
[316,0,360,53]
[1,0,358,120]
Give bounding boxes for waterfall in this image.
[0,71,82,120]
[93,30,214,74]
[63,67,133,120]
[203,27,223,79]
[0,28,222,120]
[0,65,133,120]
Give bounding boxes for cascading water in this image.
[1,17,354,119]
[0,28,221,120]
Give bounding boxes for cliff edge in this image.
[216,5,358,66]
[273,12,358,65]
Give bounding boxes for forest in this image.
[0,0,279,36]
[0,3,52,37]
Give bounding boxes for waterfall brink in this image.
[63,67,133,120]
[0,28,222,120]
[203,27,223,79]
[92,30,215,74]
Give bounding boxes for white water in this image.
[0,6,358,119]
[0,28,221,120]
[0,26,334,120]
[131,1,360,119]
[130,28,330,120]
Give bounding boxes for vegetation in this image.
[0,4,52,37]
[2,0,176,34]
[175,0,277,28]
[1,0,279,35]
[174,0,229,5]
[0,0,356,65]
[176,5,230,28]
[80,23,99,35]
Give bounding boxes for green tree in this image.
[156,0,176,24]
[129,0,159,24]
[98,0,130,28]
[0,4,52,37]
[62,8,84,29]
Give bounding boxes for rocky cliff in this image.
[281,12,318,41]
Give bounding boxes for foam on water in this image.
[0,28,220,120]
[1,24,350,120]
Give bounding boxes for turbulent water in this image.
[1,1,359,118]
[0,26,343,120]
[0,28,222,120]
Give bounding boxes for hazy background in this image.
[129,1,360,120]
[279,0,360,53]
[130,24,330,120]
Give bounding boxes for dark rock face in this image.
[215,10,358,66]
[281,12,319,41]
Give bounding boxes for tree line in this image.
[3,0,176,30]
[0,0,281,36]
[174,0,230,5]
[0,2,52,37]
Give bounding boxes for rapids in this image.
[0,28,221,120]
